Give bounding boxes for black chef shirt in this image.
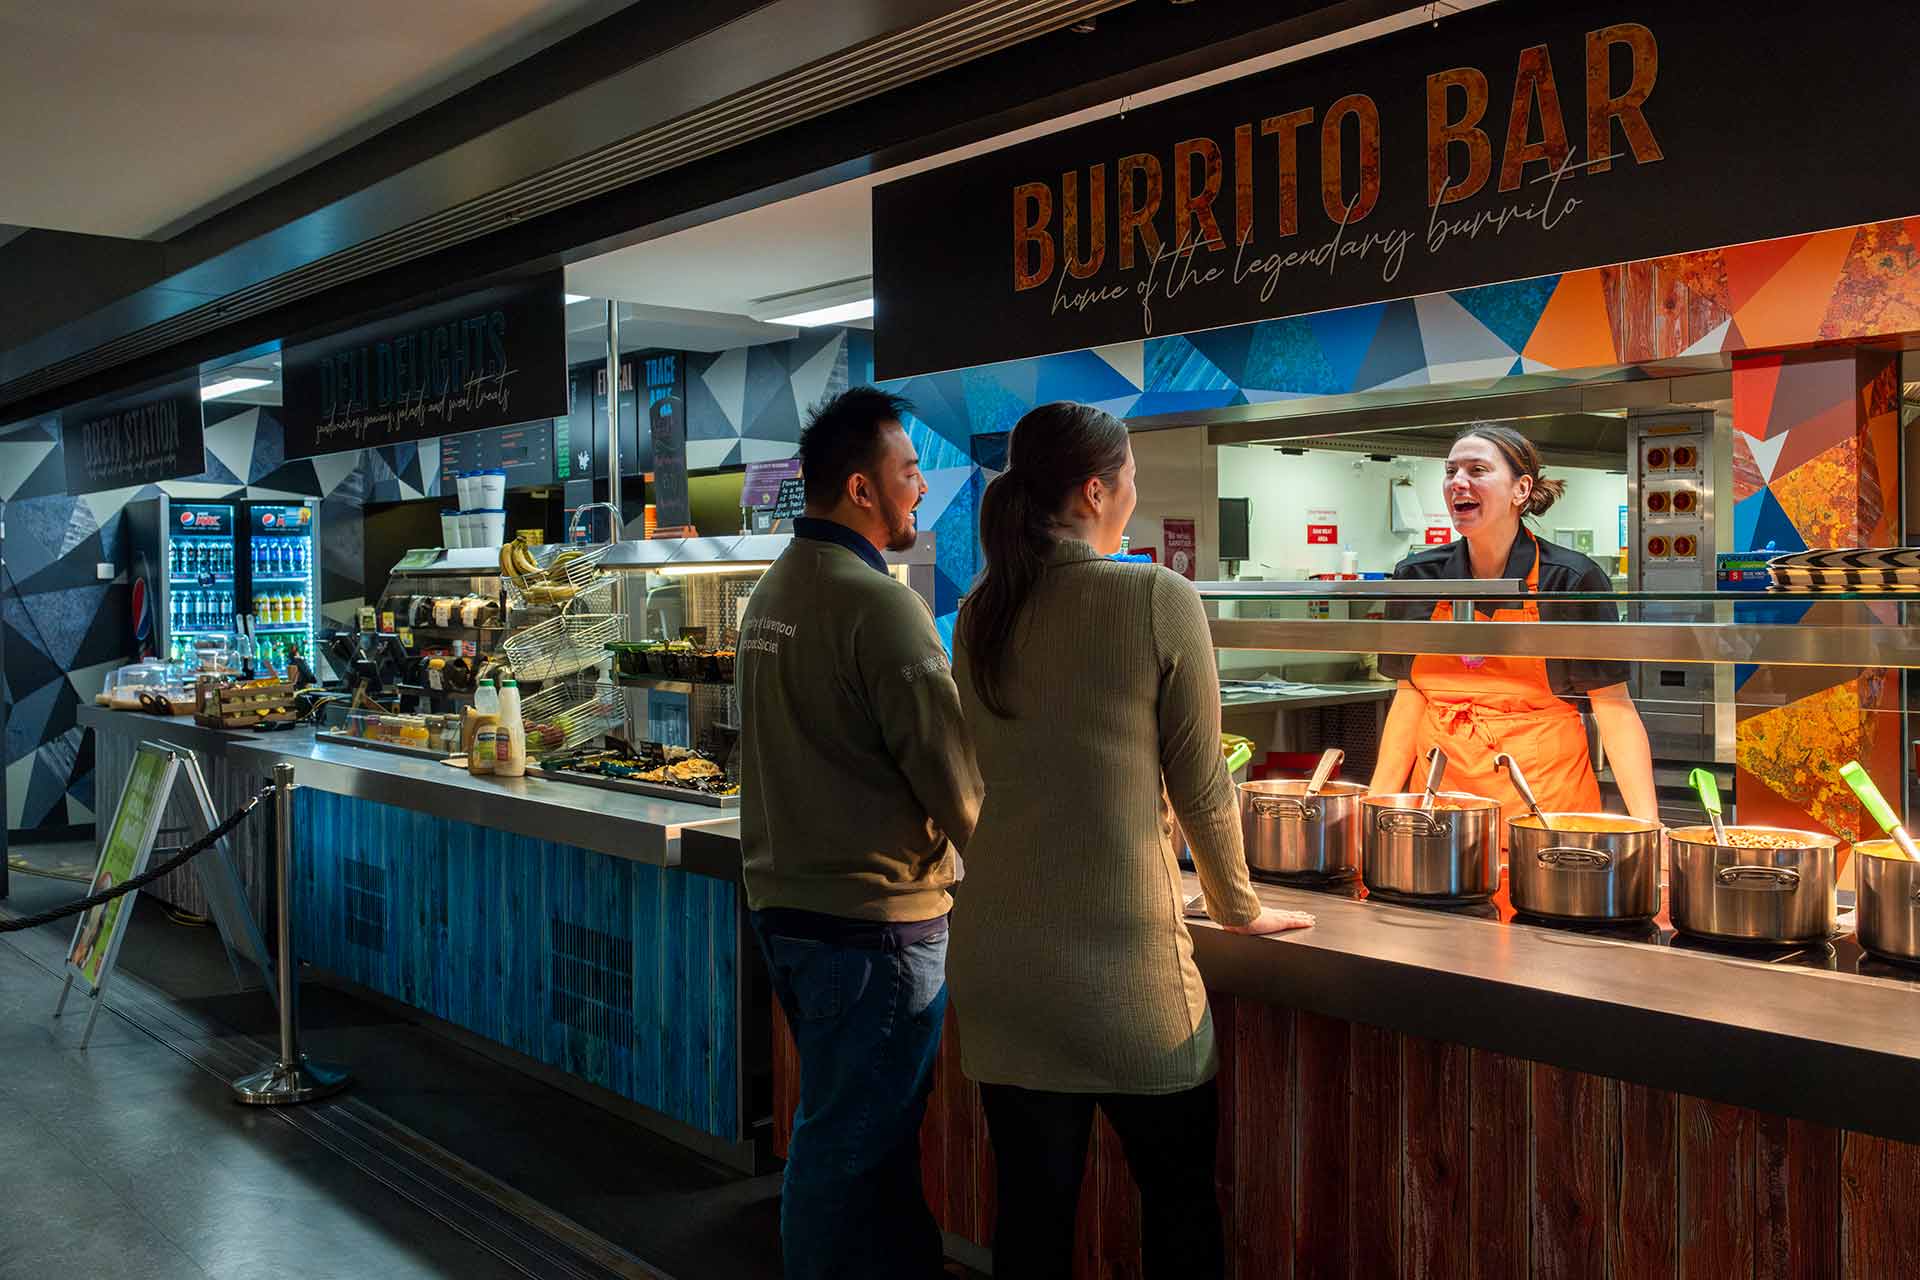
[1376,532,1631,700]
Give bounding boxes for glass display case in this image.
[1198,577,1920,973]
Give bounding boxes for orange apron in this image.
[1409,531,1601,840]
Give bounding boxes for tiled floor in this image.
[0,930,532,1280]
[1,851,988,1279]
[0,851,802,1280]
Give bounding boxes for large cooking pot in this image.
[1668,826,1838,944]
[1507,814,1664,921]
[1362,792,1500,901]
[1239,779,1366,877]
[1854,841,1920,965]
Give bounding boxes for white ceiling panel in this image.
[0,0,622,239]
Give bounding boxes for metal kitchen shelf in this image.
[1210,616,1920,668]
[1197,581,1920,603]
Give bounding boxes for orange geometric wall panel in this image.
[1731,351,1903,862]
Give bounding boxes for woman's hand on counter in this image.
[1221,906,1316,935]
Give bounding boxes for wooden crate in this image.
[195,679,299,728]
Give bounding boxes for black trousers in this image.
[978,1079,1224,1280]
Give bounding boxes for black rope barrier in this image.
[0,784,276,933]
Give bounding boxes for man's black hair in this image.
[798,387,915,508]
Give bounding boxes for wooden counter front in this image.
[774,995,1920,1276]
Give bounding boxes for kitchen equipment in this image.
[1854,842,1920,965]
[1420,747,1448,810]
[1495,752,1548,828]
[1362,791,1500,901]
[1507,812,1664,922]
[1689,767,1728,845]
[1838,761,1920,860]
[1668,825,1838,944]
[1239,779,1366,878]
[1304,749,1344,797]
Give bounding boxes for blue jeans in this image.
[751,912,949,1280]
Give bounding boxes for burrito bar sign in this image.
[872,0,1918,379]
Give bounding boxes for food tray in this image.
[519,678,621,753]
[499,613,626,682]
[540,764,739,808]
[501,542,614,610]
[315,731,447,761]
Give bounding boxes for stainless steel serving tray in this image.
[534,762,740,809]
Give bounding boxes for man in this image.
[737,386,981,1280]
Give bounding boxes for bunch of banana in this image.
[498,537,542,579]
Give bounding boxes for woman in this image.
[948,402,1311,1280]
[1368,423,1659,825]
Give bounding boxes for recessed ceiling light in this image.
[201,376,271,401]
[761,298,874,327]
[563,293,590,304]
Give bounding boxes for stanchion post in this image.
[231,764,351,1105]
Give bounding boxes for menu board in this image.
[439,420,557,492]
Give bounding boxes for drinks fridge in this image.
[124,496,318,675]
[125,497,238,663]
[241,502,318,677]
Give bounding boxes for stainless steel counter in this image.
[80,705,733,867]
[679,819,1920,1145]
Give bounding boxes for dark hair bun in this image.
[1528,476,1566,517]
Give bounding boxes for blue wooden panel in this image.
[290,789,741,1141]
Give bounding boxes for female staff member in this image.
[949,402,1310,1279]
[1368,424,1659,824]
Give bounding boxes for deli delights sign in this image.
[873,0,1920,379]
[281,272,567,459]
[61,376,205,494]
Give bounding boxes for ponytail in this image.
[959,402,1130,718]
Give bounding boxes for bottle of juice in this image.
[494,676,527,777]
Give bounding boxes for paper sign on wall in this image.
[1425,527,1453,545]
[1163,518,1196,579]
[1306,509,1339,545]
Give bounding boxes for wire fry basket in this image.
[500,613,625,682]
[501,542,615,610]
[518,677,620,753]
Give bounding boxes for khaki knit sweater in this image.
[738,537,982,922]
[947,540,1262,1094]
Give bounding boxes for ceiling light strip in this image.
[0,0,1121,410]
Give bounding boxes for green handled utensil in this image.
[1688,767,1728,844]
[1839,760,1920,860]
[1224,741,1253,777]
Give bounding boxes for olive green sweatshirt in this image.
[737,534,982,922]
